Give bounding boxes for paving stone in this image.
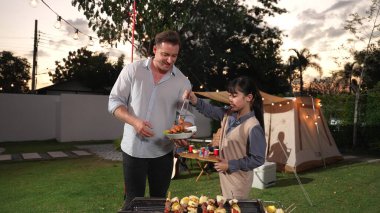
[47,151,68,158]
[0,154,12,161]
[368,159,380,163]
[71,150,92,156]
[343,155,358,160]
[22,153,42,160]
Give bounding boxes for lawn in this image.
[0,141,379,212]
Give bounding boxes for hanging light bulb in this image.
[30,0,38,7]
[54,16,62,29]
[73,29,79,40]
[88,36,94,46]
[200,85,204,89]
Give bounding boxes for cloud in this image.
[290,23,320,39]
[326,26,345,38]
[322,1,355,13]
[303,33,325,47]
[298,9,326,20]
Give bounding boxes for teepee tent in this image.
[195,91,343,173]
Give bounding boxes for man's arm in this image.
[113,105,154,138]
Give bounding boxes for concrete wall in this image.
[0,93,58,142]
[0,93,212,142]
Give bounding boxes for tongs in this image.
[177,99,189,124]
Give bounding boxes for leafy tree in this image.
[344,0,380,147]
[49,48,124,93]
[354,44,380,90]
[365,82,380,125]
[72,0,290,94]
[288,48,322,96]
[0,51,31,93]
[342,62,362,93]
[307,75,343,96]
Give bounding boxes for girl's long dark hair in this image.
[227,76,264,131]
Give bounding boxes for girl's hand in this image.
[214,158,229,173]
[183,90,198,105]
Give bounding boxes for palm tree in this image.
[288,48,322,96]
[342,62,362,93]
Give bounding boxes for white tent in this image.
[195,92,343,173]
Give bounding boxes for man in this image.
[108,30,193,209]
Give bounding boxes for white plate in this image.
[165,132,195,140]
[185,126,197,132]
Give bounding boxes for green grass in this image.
[0,141,379,212]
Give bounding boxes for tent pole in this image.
[278,134,313,206]
[312,97,326,168]
[266,104,272,156]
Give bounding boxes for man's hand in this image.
[134,119,154,138]
[172,139,189,147]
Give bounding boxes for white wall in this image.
[0,93,212,142]
[0,93,58,142]
[58,94,124,142]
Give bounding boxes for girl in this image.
[184,76,266,199]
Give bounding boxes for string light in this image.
[88,36,94,46]
[73,29,79,40]
[32,0,98,43]
[30,0,38,7]
[54,16,62,29]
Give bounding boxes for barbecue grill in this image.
[118,197,266,213]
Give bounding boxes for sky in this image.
[0,0,373,89]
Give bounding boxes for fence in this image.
[0,93,212,142]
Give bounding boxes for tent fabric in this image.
[195,91,343,173]
[195,91,289,105]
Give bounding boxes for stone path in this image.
[0,149,93,162]
[0,144,122,162]
[1,144,378,164]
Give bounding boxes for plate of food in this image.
[164,126,197,140]
[165,132,195,140]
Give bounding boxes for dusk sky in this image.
[0,0,373,89]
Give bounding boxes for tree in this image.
[344,0,380,147]
[72,0,290,94]
[354,44,380,90]
[288,48,322,96]
[308,75,343,96]
[49,48,124,93]
[0,51,31,93]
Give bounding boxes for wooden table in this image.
[178,152,219,182]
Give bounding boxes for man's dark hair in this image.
[154,30,181,47]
